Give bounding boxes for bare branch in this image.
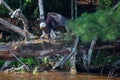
[52,36,79,69]
[0,18,35,39]
[1,0,13,13]
[11,9,29,40]
[1,1,31,40]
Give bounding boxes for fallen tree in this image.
[0,0,36,40]
[0,39,71,60]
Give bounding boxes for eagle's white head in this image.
[39,22,46,29]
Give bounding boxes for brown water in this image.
[0,72,119,80]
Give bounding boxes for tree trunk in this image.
[75,0,78,18]
[71,0,74,20]
[38,0,45,20]
[70,51,77,74]
[87,37,97,67]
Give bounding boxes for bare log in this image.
[0,48,70,60]
[0,40,71,60]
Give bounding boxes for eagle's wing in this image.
[47,12,68,26]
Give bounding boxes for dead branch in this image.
[11,9,29,40]
[110,1,120,13]
[0,18,35,39]
[1,0,13,13]
[8,48,30,71]
[52,37,79,69]
[0,0,35,40]
[1,60,12,70]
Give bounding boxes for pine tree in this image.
[67,5,120,43]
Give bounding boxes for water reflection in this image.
[0,72,119,80]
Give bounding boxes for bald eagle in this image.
[39,12,68,39]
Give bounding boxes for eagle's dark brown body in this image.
[39,12,68,39]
